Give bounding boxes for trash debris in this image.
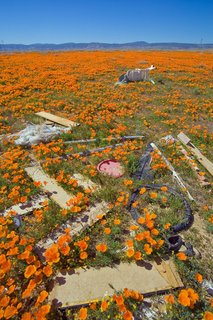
[128,184,193,233]
[15,123,70,146]
[202,280,213,296]
[35,111,79,127]
[131,143,154,181]
[178,132,213,176]
[13,215,22,228]
[116,65,156,85]
[97,159,124,178]
[62,135,144,145]
[48,259,183,308]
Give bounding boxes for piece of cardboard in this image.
[49,259,183,308]
[35,111,79,128]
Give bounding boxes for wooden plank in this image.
[35,111,79,128]
[1,195,48,217]
[178,132,213,176]
[48,259,183,308]
[25,166,74,209]
[35,201,109,256]
[178,145,211,187]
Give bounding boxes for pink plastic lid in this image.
[97,159,124,178]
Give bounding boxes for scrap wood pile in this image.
[0,51,212,320]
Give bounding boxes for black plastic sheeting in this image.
[131,143,154,181]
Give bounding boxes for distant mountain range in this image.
[0,41,212,51]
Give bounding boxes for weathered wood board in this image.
[178,132,213,176]
[1,195,48,217]
[25,166,74,209]
[35,201,109,257]
[49,259,183,308]
[35,111,79,128]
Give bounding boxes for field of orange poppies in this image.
[0,50,212,320]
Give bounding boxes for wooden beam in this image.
[178,132,213,176]
[35,111,79,128]
[1,195,48,217]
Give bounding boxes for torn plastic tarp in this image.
[15,124,70,146]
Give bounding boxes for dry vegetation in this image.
[0,50,212,320]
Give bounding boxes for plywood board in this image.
[49,259,183,308]
[35,201,109,256]
[25,166,74,209]
[35,111,79,128]
[1,195,48,217]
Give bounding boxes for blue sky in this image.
[1,0,212,44]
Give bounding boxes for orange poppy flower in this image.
[144,244,153,255]
[150,192,158,199]
[137,216,145,224]
[135,233,144,241]
[126,248,135,258]
[164,223,171,230]
[114,219,121,225]
[139,187,146,195]
[114,295,124,306]
[4,305,18,319]
[101,300,108,311]
[44,244,60,264]
[165,294,175,304]
[21,312,33,320]
[96,244,107,253]
[24,265,37,278]
[151,228,159,235]
[36,290,48,305]
[161,186,168,192]
[176,252,187,261]
[75,240,88,251]
[204,311,213,320]
[123,310,133,320]
[134,251,142,260]
[80,251,88,260]
[79,307,87,320]
[104,227,111,234]
[34,304,51,317]
[195,273,203,283]
[90,302,96,310]
[129,225,139,231]
[0,295,10,307]
[43,265,53,277]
